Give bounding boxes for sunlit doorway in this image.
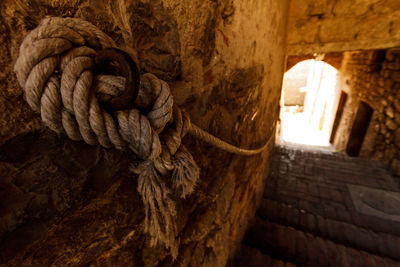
[279,59,339,147]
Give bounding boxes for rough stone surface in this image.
[333,49,400,177]
[0,0,288,266]
[286,0,400,55]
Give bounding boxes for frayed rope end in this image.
[172,146,200,198]
[131,160,179,257]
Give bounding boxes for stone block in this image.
[288,206,300,226]
[385,119,396,130]
[386,48,400,62]
[381,61,389,70]
[385,106,395,119]
[297,181,308,193]
[395,114,400,125]
[360,252,377,267]
[288,0,309,17]
[278,203,289,221]
[383,234,400,260]
[319,17,360,43]
[325,240,341,266]
[286,18,319,45]
[391,159,400,176]
[273,260,285,267]
[353,228,374,251]
[377,77,385,87]
[335,209,351,223]
[315,237,329,265]
[298,209,307,227]
[235,245,273,267]
[395,129,400,147]
[333,0,372,17]
[387,61,400,70]
[333,219,348,244]
[392,71,400,82]
[370,231,388,256]
[316,215,329,236]
[337,245,351,267]
[382,69,391,78]
[345,247,363,266]
[306,213,317,233]
[287,227,297,256]
[277,225,289,254]
[384,78,393,91]
[360,15,395,41]
[257,199,276,220]
[373,255,388,267]
[330,190,344,203]
[295,231,308,263]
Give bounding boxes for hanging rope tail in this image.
[13,16,275,256]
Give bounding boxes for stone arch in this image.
[285,52,343,72]
[279,57,341,146]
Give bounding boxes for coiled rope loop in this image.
[14,17,273,254]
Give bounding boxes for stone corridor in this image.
[234,145,400,266]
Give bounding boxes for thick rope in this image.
[14,16,274,256]
[189,124,273,155]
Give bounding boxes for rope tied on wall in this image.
[14,16,274,254]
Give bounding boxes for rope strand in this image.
[188,124,275,155]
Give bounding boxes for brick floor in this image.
[234,145,400,266]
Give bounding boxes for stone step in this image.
[263,181,400,237]
[234,245,298,267]
[275,145,387,168]
[257,198,400,261]
[243,217,400,267]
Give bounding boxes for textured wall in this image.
[0,0,288,266]
[333,49,400,177]
[286,0,400,55]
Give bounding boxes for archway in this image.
[278,59,339,146]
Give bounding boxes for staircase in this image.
[234,145,400,267]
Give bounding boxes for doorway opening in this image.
[279,59,339,147]
[346,101,373,157]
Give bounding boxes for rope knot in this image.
[14,17,198,253]
[14,16,271,255]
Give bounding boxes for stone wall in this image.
[0,0,289,266]
[286,0,400,55]
[332,49,400,177]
